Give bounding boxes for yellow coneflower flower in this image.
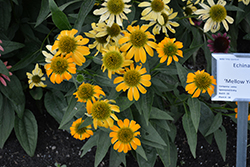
[138,0,170,25]
[119,25,157,63]
[87,99,120,129]
[70,118,93,140]
[85,23,115,56]
[94,22,124,46]
[110,119,141,153]
[93,0,132,27]
[73,82,106,109]
[26,64,47,89]
[194,0,234,33]
[43,53,76,84]
[101,45,133,79]
[148,9,179,36]
[156,37,183,65]
[183,0,198,25]
[52,29,90,66]
[114,63,151,101]
[185,70,217,98]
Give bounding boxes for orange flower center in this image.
[118,128,134,143]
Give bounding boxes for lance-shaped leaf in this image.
[182,112,197,158]
[14,109,38,157]
[0,96,15,148]
[188,98,201,132]
[205,112,222,136]
[49,0,72,30]
[214,126,227,161]
[175,61,189,88]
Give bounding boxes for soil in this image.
[1,30,250,167]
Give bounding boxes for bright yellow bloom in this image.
[73,82,106,109]
[185,70,216,98]
[114,64,151,101]
[85,23,115,56]
[194,0,234,33]
[148,9,179,36]
[93,0,132,27]
[52,29,90,66]
[87,99,120,129]
[110,119,141,153]
[234,102,250,120]
[44,53,76,84]
[156,37,183,65]
[183,0,198,25]
[26,64,47,89]
[70,118,93,140]
[138,0,170,24]
[101,45,133,79]
[119,25,157,63]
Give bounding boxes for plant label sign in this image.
[211,53,250,101]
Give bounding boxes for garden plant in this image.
[0,0,250,166]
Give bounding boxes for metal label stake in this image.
[236,101,248,167]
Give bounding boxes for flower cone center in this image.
[32,75,41,84]
[96,35,108,44]
[78,83,94,100]
[107,23,121,37]
[209,5,227,22]
[163,43,177,56]
[184,7,193,16]
[91,101,111,120]
[118,128,134,143]
[194,73,212,90]
[58,36,77,53]
[124,70,141,87]
[51,57,68,74]
[103,51,124,70]
[151,0,164,12]
[214,36,229,52]
[130,30,148,48]
[107,0,125,15]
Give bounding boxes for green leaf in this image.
[44,91,67,124]
[137,146,156,167]
[49,0,72,30]
[243,33,250,40]
[109,148,126,167]
[182,112,197,158]
[115,96,134,112]
[0,59,10,76]
[59,96,84,129]
[0,75,25,118]
[14,109,38,157]
[0,96,15,148]
[74,0,95,32]
[199,102,214,136]
[29,87,43,100]
[0,0,11,32]
[175,61,189,88]
[0,40,25,56]
[179,44,203,64]
[35,0,50,27]
[135,145,148,161]
[205,112,222,136]
[150,107,174,121]
[150,119,170,131]
[141,139,164,149]
[225,5,244,12]
[80,131,99,157]
[95,130,111,167]
[214,126,227,161]
[78,116,92,129]
[140,89,154,125]
[203,36,212,72]
[236,3,250,25]
[187,98,201,132]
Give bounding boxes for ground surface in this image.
[1,30,250,167]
